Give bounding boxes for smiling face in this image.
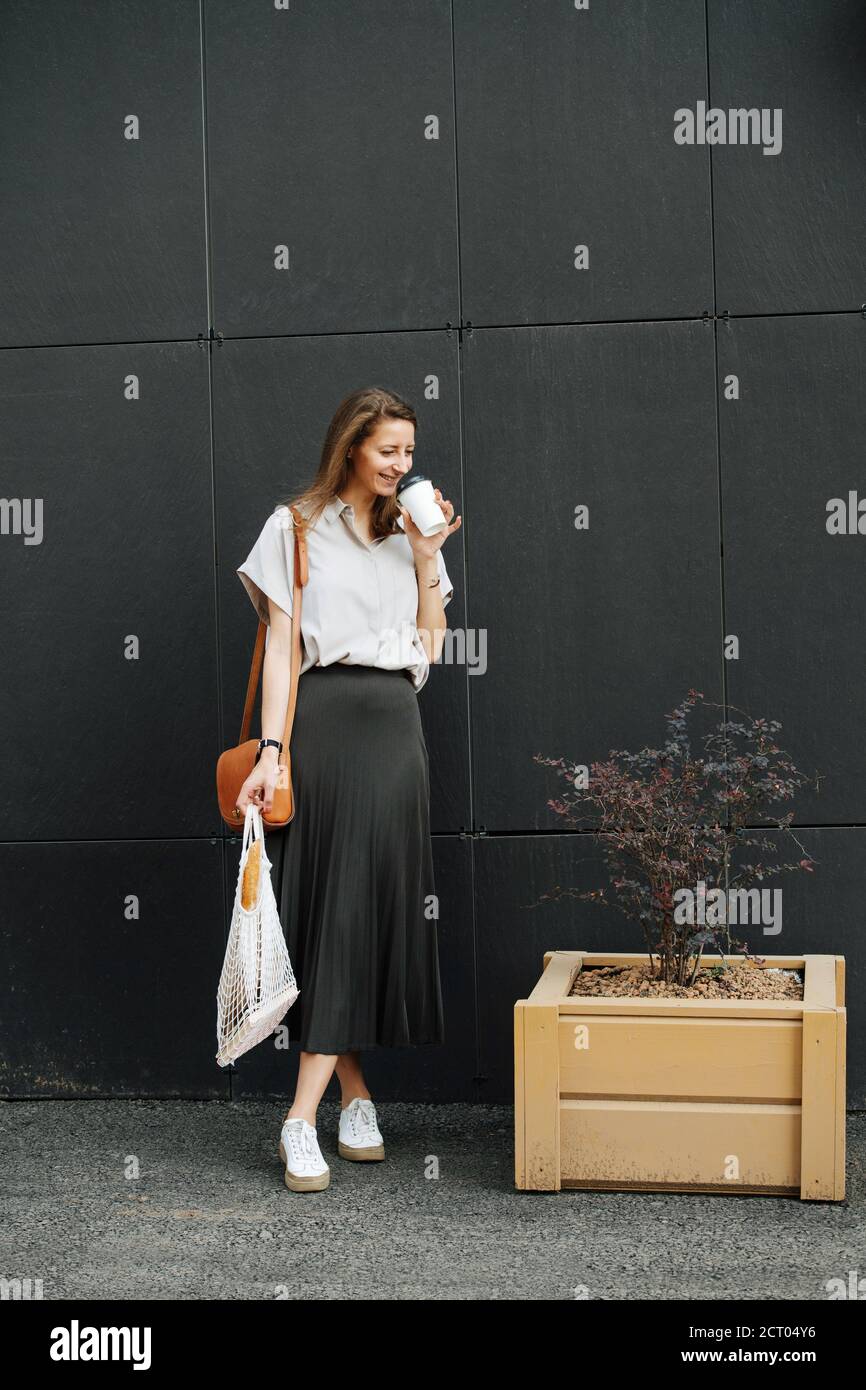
[346,418,415,501]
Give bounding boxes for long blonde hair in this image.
[278,386,418,541]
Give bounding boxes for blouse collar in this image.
[323,495,352,524]
[321,495,404,536]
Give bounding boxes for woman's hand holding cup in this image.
[397,473,462,559]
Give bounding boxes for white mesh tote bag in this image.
[216,803,299,1067]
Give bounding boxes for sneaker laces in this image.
[286,1119,317,1162]
[351,1099,377,1135]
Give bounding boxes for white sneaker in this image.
[338,1097,385,1161]
[279,1117,330,1191]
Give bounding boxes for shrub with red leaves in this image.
[535,690,818,986]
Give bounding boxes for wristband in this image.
[255,738,283,764]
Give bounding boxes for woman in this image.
[234,386,460,1193]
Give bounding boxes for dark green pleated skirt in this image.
[269,663,445,1054]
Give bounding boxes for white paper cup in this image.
[396,475,448,536]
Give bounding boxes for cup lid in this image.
[396,473,427,496]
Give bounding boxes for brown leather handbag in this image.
[216,505,309,831]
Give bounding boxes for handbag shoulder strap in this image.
[238,504,309,747]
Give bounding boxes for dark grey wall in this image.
[1,0,863,1104]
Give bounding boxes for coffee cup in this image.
[395,473,448,537]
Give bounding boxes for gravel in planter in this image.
[568,962,804,1001]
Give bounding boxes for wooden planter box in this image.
[514,952,846,1201]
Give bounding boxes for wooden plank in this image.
[559,1015,801,1101]
[522,1003,560,1190]
[802,955,837,1010]
[833,957,846,1201]
[835,956,846,1008]
[514,1002,526,1189]
[559,996,804,1020]
[528,952,581,1004]
[560,1098,800,1191]
[561,1179,799,1195]
[800,1006,837,1200]
[835,1008,847,1201]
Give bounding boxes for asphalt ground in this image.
[2,1100,863,1301]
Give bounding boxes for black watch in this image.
[255,737,283,764]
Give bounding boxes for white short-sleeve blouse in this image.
[237,495,454,693]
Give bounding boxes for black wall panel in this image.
[0,0,207,347]
[474,833,626,1103]
[454,0,713,325]
[205,0,458,337]
[0,342,219,841]
[719,314,866,823]
[213,332,470,834]
[2,2,862,1102]
[0,839,227,1097]
[708,0,866,314]
[463,320,724,832]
